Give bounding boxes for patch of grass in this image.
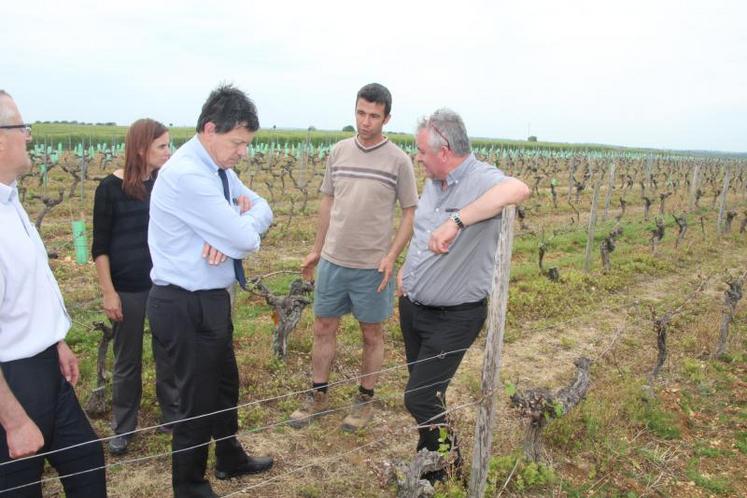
[736,431,747,455]
[693,442,730,458]
[375,384,403,410]
[545,375,647,462]
[482,454,556,495]
[637,444,670,465]
[296,484,324,498]
[685,458,733,495]
[640,403,681,440]
[277,396,299,415]
[503,327,522,343]
[678,390,696,419]
[462,371,482,399]
[264,355,287,374]
[288,327,314,354]
[560,336,577,349]
[514,460,557,491]
[682,357,706,383]
[433,481,467,498]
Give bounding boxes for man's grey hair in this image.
[416,108,471,156]
[0,90,14,126]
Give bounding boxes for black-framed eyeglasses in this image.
[0,124,32,135]
[429,123,450,150]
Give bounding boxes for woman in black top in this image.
[92,119,179,455]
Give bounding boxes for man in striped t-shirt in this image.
[290,83,418,432]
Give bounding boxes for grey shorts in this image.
[313,258,394,323]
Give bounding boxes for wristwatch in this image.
[450,212,465,229]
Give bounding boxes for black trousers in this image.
[111,288,180,435]
[0,346,107,497]
[147,285,244,497]
[399,296,487,451]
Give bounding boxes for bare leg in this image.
[359,322,384,391]
[311,316,340,384]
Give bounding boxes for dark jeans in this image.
[112,289,180,435]
[147,285,245,498]
[0,346,107,497]
[399,296,487,451]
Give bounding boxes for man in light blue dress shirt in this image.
[147,85,273,498]
[0,90,106,496]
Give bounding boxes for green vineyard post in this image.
[71,219,88,264]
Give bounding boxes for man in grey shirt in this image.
[397,109,530,483]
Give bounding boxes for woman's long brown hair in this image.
[123,118,168,201]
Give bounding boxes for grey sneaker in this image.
[288,390,330,429]
[341,393,374,432]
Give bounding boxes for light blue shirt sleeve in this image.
[171,172,267,259]
[228,170,273,234]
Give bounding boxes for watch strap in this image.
[450,212,465,229]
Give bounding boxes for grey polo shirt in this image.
[401,154,506,306]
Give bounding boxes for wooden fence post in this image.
[689,162,701,211]
[645,154,653,191]
[468,206,516,498]
[567,156,576,203]
[717,165,732,235]
[602,161,616,222]
[584,173,603,273]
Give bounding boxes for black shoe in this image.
[422,469,447,485]
[214,455,274,480]
[108,435,130,455]
[174,481,217,498]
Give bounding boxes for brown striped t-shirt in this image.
[320,137,418,269]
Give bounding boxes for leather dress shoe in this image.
[214,455,274,480]
[108,435,130,455]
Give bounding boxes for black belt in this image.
[409,297,487,312]
[158,284,227,294]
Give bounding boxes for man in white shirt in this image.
[0,90,106,497]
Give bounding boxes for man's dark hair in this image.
[196,84,259,133]
[356,83,392,116]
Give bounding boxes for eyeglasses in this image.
[429,123,451,150]
[0,124,32,135]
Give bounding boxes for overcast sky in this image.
[3,0,746,152]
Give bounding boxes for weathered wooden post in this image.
[717,165,732,235]
[468,206,515,498]
[688,162,701,211]
[584,173,603,273]
[645,154,653,191]
[567,156,576,203]
[602,160,616,222]
[713,273,745,358]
